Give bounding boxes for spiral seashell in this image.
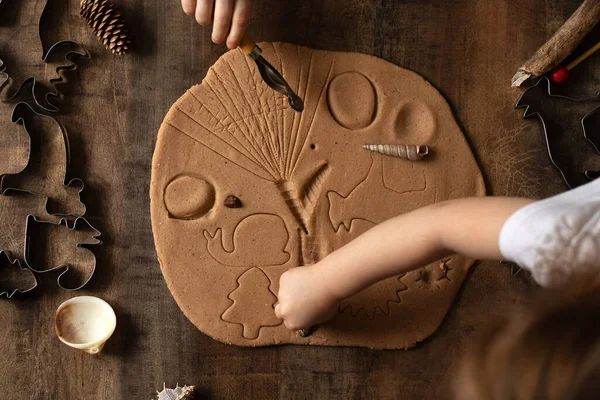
[362,144,429,161]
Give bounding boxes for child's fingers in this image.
[274,303,282,319]
[181,0,197,16]
[195,0,214,25]
[226,0,250,49]
[212,0,234,44]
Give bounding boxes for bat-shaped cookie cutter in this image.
[515,77,600,188]
[0,0,88,113]
[0,102,86,217]
[24,215,102,291]
[0,250,38,299]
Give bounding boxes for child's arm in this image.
[275,197,534,330]
[181,0,251,49]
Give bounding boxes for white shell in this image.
[55,296,117,354]
[157,384,195,400]
[362,144,429,160]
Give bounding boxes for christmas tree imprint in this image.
[221,268,282,339]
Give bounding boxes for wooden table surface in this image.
[1,0,598,399]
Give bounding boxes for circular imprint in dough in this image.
[327,72,377,130]
[395,101,437,142]
[164,175,215,220]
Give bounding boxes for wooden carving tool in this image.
[511,0,600,87]
[552,39,600,83]
[239,32,304,112]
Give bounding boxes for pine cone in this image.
[80,0,131,55]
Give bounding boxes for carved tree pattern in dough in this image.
[221,267,282,339]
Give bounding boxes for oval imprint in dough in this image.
[164,175,215,220]
[327,72,377,130]
[395,101,436,142]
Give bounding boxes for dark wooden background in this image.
[1,0,598,399]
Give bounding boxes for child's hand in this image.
[275,265,340,330]
[181,0,251,49]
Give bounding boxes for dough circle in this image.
[151,43,485,349]
[327,72,377,130]
[163,175,215,220]
[395,101,437,143]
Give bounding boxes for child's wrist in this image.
[312,257,351,303]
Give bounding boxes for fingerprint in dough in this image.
[164,175,215,220]
[395,101,437,142]
[327,72,377,130]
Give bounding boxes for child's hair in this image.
[456,278,600,400]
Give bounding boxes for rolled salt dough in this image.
[150,43,485,349]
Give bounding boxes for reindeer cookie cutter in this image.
[24,215,102,291]
[515,77,600,189]
[0,104,99,295]
[0,102,87,216]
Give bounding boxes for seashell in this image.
[55,296,116,354]
[156,383,195,400]
[362,144,429,161]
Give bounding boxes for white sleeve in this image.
[498,179,600,288]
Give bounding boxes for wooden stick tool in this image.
[511,0,600,87]
[552,40,600,83]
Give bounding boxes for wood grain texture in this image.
[0,0,596,398]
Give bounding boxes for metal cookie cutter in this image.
[0,0,88,113]
[0,250,37,299]
[515,77,600,188]
[1,102,86,218]
[24,215,102,291]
